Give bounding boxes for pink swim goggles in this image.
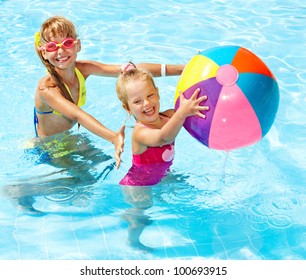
[38,38,78,52]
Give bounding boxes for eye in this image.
[134,99,141,105]
[45,42,57,52]
[63,38,75,48]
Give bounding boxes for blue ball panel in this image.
[237,73,279,136]
[199,45,240,66]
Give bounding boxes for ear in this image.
[156,87,160,99]
[77,39,81,52]
[122,104,131,114]
[41,50,48,60]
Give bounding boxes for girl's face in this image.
[41,35,80,70]
[125,79,160,124]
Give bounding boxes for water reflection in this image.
[121,185,154,253]
[2,132,114,215]
[119,171,194,253]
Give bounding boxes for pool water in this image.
[0,0,305,260]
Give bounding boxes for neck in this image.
[56,65,76,85]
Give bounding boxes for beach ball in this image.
[174,45,279,150]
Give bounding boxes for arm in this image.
[134,88,208,148]
[76,60,184,78]
[40,87,125,168]
[136,63,184,77]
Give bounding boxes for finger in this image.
[116,159,121,169]
[120,125,126,133]
[117,146,124,156]
[196,112,206,119]
[190,88,201,99]
[119,125,126,139]
[179,90,185,101]
[115,152,121,169]
[197,95,208,102]
[199,105,210,111]
[193,95,207,107]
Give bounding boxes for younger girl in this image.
[116,64,209,185]
[34,16,184,168]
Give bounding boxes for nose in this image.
[143,98,150,107]
[57,42,64,48]
[56,45,66,53]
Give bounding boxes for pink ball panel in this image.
[209,84,262,150]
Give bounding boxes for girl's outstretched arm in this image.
[76,61,184,78]
[40,87,125,168]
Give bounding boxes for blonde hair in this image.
[116,68,156,110]
[34,16,78,103]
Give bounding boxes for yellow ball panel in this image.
[174,54,219,102]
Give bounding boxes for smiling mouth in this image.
[143,107,155,116]
[56,56,70,63]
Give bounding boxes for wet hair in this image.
[35,16,78,103]
[116,67,157,110]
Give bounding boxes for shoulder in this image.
[37,75,55,92]
[132,123,150,141]
[36,76,60,101]
[132,125,148,154]
[160,109,175,118]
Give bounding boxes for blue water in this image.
[0,0,305,260]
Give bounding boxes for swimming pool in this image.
[0,0,305,260]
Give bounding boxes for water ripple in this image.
[44,186,79,203]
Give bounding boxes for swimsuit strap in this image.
[53,67,86,115]
[35,108,53,115]
[34,107,40,137]
[75,67,86,107]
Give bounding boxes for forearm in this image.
[77,112,116,143]
[158,88,207,143]
[158,110,186,144]
[136,63,184,77]
[78,61,184,78]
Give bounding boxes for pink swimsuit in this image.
[120,115,174,186]
[132,142,174,166]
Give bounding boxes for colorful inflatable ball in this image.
[174,45,279,150]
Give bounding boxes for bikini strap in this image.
[34,107,53,115]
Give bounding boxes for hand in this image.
[121,62,136,73]
[179,88,209,118]
[112,125,125,169]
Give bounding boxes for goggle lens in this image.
[62,38,76,48]
[43,38,77,52]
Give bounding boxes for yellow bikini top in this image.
[53,67,86,115]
